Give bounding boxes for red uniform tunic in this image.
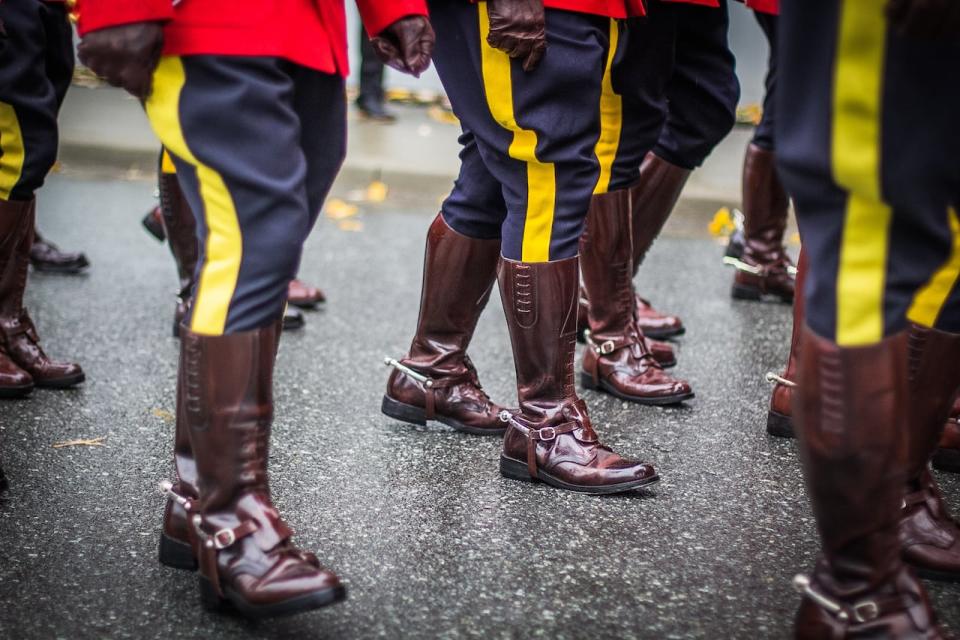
[745,0,778,14]
[75,0,428,77]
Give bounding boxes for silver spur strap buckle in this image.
[582,330,615,355]
[765,372,797,389]
[792,575,880,624]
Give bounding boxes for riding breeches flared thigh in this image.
[777,0,960,345]
[144,55,346,335]
[0,0,74,203]
[428,0,614,262]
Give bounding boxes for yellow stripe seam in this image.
[0,103,25,201]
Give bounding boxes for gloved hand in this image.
[487,0,546,72]
[77,22,165,100]
[371,15,435,78]
[887,0,960,39]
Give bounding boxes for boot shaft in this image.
[407,214,500,376]
[0,198,35,317]
[158,172,200,296]
[795,327,909,589]
[498,256,580,418]
[741,143,789,255]
[630,153,691,273]
[580,189,635,338]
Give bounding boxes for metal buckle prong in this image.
[853,600,879,623]
[213,529,236,550]
[384,357,434,388]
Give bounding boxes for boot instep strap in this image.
[505,419,580,479]
[792,574,916,624]
[193,516,259,550]
[583,330,639,356]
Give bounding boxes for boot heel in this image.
[731,283,763,301]
[579,371,598,390]
[932,447,960,474]
[381,395,427,426]
[766,411,795,439]
[158,532,198,571]
[500,455,535,482]
[198,576,228,612]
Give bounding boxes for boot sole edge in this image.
[0,384,34,398]
[766,411,795,438]
[34,373,85,389]
[200,576,347,619]
[500,455,659,495]
[580,373,694,406]
[731,284,793,304]
[381,394,506,436]
[158,532,198,571]
[932,448,960,474]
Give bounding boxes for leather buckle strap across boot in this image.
[182,323,345,618]
[766,250,807,438]
[896,324,960,583]
[576,288,677,368]
[382,214,508,436]
[498,256,659,495]
[730,144,795,304]
[792,328,946,639]
[578,189,693,406]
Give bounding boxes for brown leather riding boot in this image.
[767,250,807,438]
[897,325,960,583]
[287,279,326,309]
[0,200,34,398]
[158,171,199,338]
[29,229,89,274]
[383,214,507,435]
[184,322,345,618]
[577,288,677,368]
[0,200,83,388]
[932,397,960,473]
[579,189,693,405]
[142,205,167,242]
[498,256,659,494]
[792,328,945,639]
[731,144,795,303]
[630,153,690,339]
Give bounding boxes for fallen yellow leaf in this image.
[152,408,174,423]
[325,199,359,220]
[338,220,364,232]
[366,180,388,203]
[708,207,736,238]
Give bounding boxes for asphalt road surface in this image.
[2,172,958,639]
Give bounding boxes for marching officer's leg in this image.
[29,1,90,276]
[779,1,960,635]
[578,14,694,406]
[145,55,346,617]
[728,10,794,303]
[382,130,509,435]
[0,0,83,398]
[423,0,658,494]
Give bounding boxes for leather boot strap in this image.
[507,420,580,478]
[194,517,261,598]
[583,330,656,385]
[796,576,918,626]
[0,311,38,344]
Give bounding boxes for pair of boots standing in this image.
[383,152,704,495]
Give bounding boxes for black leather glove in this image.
[77,22,165,100]
[487,0,546,72]
[371,15,435,78]
[887,0,960,39]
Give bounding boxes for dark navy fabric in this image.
[751,11,778,151]
[170,56,345,333]
[0,0,74,201]
[608,0,739,190]
[777,0,960,340]
[430,0,609,261]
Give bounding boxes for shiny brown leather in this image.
[898,325,960,581]
[158,171,198,334]
[498,256,658,494]
[576,292,676,368]
[0,200,83,388]
[733,144,795,303]
[287,278,326,309]
[0,199,35,397]
[182,323,344,617]
[629,153,690,339]
[933,399,960,472]
[142,205,166,242]
[384,214,506,435]
[29,230,90,274]
[793,328,944,639]
[767,250,807,438]
[579,189,692,405]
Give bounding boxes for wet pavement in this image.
[2,169,960,640]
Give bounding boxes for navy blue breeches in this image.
[752,11,778,151]
[778,0,960,345]
[430,1,614,262]
[146,56,346,335]
[0,0,74,202]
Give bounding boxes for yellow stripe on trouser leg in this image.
[0,102,25,201]
[478,3,557,263]
[831,1,891,346]
[908,208,960,327]
[160,148,177,175]
[593,20,622,196]
[145,56,242,336]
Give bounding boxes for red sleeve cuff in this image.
[355,0,428,38]
[77,0,173,35]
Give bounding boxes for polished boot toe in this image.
[0,312,83,388]
[287,279,326,309]
[634,296,685,339]
[142,206,167,242]
[282,307,305,331]
[900,472,960,582]
[29,232,90,274]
